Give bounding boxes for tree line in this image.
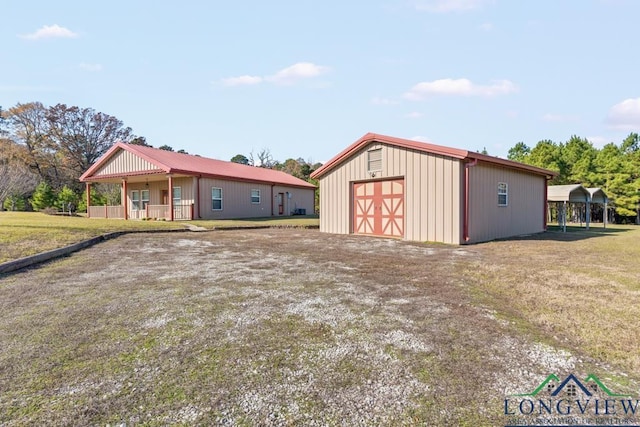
[507,133,640,221]
[0,102,321,212]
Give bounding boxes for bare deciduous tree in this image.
[0,161,39,210]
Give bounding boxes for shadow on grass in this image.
[506,224,636,242]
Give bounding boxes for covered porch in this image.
[85,173,197,221]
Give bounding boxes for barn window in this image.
[368,148,382,172]
[212,187,223,210]
[498,182,508,206]
[131,190,140,210]
[251,189,261,204]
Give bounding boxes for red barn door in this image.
[353,179,404,238]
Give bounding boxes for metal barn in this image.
[311,133,557,244]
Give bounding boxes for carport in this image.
[587,187,609,228]
[547,185,591,232]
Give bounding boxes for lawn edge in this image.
[0,229,189,275]
[0,224,320,275]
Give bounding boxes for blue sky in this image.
[2,0,640,164]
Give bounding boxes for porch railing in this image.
[88,205,125,219]
[89,203,193,220]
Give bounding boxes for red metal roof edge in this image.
[465,152,558,177]
[81,169,167,182]
[311,132,558,179]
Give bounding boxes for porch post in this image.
[122,179,128,220]
[168,175,174,221]
[86,182,91,218]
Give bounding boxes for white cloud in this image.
[404,78,518,100]
[20,24,78,40]
[542,113,580,122]
[506,110,519,118]
[220,62,329,87]
[410,135,432,142]
[606,97,640,130]
[371,96,399,106]
[265,62,330,85]
[79,62,103,72]
[221,75,263,86]
[405,111,424,119]
[415,0,492,13]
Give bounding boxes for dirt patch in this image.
[0,228,637,426]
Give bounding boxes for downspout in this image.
[463,158,478,242]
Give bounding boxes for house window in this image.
[368,148,382,172]
[141,189,149,209]
[131,190,140,210]
[212,187,222,210]
[251,189,260,204]
[498,182,508,206]
[173,187,181,206]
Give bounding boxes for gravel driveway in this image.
[0,229,586,425]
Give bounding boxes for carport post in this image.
[604,201,608,228]
[563,201,567,233]
[585,201,590,231]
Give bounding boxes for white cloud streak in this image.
[20,24,78,40]
[404,78,518,100]
[221,62,329,87]
[221,75,263,87]
[607,98,640,130]
[265,62,329,85]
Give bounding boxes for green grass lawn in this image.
[0,212,319,263]
[189,215,319,229]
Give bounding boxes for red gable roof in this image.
[80,142,316,189]
[311,133,557,179]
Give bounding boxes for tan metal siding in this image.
[197,179,315,219]
[272,185,315,216]
[95,150,159,176]
[318,142,462,244]
[467,163,545,243]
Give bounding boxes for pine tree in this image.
[30,182,55,210]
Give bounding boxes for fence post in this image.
[105,205,108,219]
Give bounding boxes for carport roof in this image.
[311,132,558,179]
[547,184,591,202]
[587,187,608,204]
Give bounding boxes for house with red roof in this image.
[311,132,557,244]
[79,142,316,221]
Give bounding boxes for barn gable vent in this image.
[368,148,382,172]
